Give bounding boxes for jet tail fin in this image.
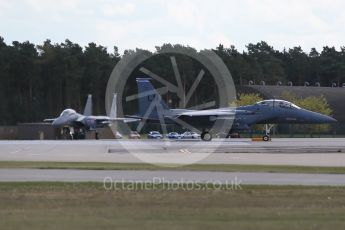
[108,93,139,123]
[83,94,92,116]
[136,78,170,118]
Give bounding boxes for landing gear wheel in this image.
[201,132,212,141]
[262,135,270,142]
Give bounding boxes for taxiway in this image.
[0,138,345,166]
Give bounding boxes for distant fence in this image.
[0,126,17,140]
[0,124,115,140]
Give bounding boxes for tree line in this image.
[0,36,344,125]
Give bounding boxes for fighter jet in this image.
[128,78,337,141]
[44,94,136,139]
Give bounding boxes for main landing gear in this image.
[201,130,212,141]
[74,129,86,140]
[263,124,274,141]
[62,127,74,140]
[62,127,86,140]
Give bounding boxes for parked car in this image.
[129,131,141,139]
[166,132,180,139]
[148,131,163,139]
[180,131,200,139]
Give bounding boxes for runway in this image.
[0,138,345,166]
[1,168,345,186]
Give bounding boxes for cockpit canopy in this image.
[256,100,301,109]
[60,109,77,117]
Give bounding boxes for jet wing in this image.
[108,118,140,123]
[174,109,256,122]
[178,110,235,117]
[89,116,140,124]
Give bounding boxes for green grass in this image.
[1,182,345,230]
[1,161,345,174]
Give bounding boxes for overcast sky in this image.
[1,0,344,53]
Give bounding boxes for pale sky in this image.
[1,0,345,53]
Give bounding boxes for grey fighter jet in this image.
[44,94,136,139]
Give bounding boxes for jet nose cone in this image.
[52,118,63,127]
[304,110,337,124]
[326,116,337,123]
[52,120,59,127]
[317,114,337,123]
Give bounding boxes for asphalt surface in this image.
[1,168,345,186]
[0,138,345,166]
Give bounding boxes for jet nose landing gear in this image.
[262,124,274,142]
[62,127,74,140]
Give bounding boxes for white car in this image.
[166,132,180,139]
[148,131,163,139]
[180,131,200,139]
